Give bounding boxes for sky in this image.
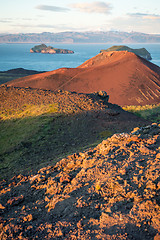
[0,0,160,34]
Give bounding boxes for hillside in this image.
[0,123,160,239]
[7,51,160,106]
[1,47,160,239]
[0,31,160,43]
[0,68,44,85]
[0,85,151,181]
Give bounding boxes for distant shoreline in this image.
[0,68,45,85]
[0,31,160,44]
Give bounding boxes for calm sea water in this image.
[0,43,160,71]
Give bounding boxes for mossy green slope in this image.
[0,86,112,181]
[123,104,160,123]
[0,86,153,181]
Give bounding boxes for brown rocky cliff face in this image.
[0,123,160,239]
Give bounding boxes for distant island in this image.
[0,68,45,85]
[100,45,152,60]
[30,44,74,54]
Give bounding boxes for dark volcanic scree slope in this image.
[7,51,160,106]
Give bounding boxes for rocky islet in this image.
[30,44,74,54]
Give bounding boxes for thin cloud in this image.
[0,20,10,23]
[0,17,37,24]
[36,5,70,12]
[70,1,112,14]
[110,14,160,34]
[0,18,12,23]
[128,13,160,20]
[10,23,85,31]
[11,23,65,29]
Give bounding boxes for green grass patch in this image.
[0,103,58,155]
[123,103,160,123]
[0,103,58,120]
[0,103,60,180]
[0,116,49,155]
[99,130,113,138]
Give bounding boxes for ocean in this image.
[0,43,160,72]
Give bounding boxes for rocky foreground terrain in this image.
[0,123,160,239]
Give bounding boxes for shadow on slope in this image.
[0,86,152,181]
[0,107,151,181]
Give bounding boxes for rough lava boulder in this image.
[0,123,160,239]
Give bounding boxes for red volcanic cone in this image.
[7,51,160,106]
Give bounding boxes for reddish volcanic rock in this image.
[6,51,160,106]
[0,123,160,239]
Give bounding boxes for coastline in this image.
[0,43,160,72]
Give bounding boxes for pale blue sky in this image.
[0,0,160,34]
